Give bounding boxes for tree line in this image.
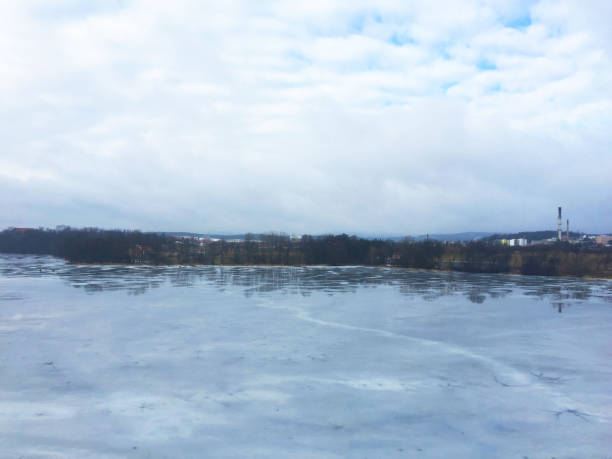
[0,227,610,277]
[0,227,171,264]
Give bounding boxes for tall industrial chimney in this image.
[557,207,562,241]
[566,219,569,241]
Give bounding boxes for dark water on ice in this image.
[1,255,611,458]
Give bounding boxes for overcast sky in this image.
[1,0,610,235]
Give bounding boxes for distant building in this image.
[501,238,528,247]
[595,235,612,245]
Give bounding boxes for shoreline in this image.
[2,253,611,280]
[58,259,612,280]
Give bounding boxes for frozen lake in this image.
[1,254,611,458]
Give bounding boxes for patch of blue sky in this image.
[348,10,383,34]
[442,82,458,92]
[477,60,496,71]
[389,33,415,47]
[505,14,532,29]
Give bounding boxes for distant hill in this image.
[155,232,249,240]
[482,230,582,241]
[155,231,206,238]
[413,232,494,242]
[152,230,600,243]
[157,231,499,242]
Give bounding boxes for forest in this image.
[1,227,610,278]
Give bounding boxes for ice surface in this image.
[1,255,611,457]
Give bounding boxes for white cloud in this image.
[0,0,610,234]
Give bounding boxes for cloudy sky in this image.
[1,0,610,235]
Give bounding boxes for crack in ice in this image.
[254,298,611,423]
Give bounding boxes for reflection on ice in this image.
[0,254,610,305]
